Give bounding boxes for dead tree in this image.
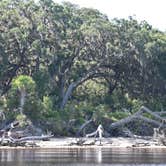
[109,106,164,131]
[72,124,104,146]
[86,124,104,145]
[76,119,93,136]
[0,121,53,146]
[153,119,166,145]
[108,106,166,145]
[0,121,19,140]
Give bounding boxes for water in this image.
[1,148,166,166]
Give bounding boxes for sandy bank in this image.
[0,137,165,149]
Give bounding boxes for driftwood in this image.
[108,106,166,145]
[76,119,93,136]
[0,121,53,147]
[1,121,19,132]
[86,124,104,145]
[153,128,166,145]
[8,135,53,143]
[153,119,166,145]
[109,106,165,130]
[0,135,53,147]
[71,125,104,146]
[70,137,97,146]
[0,121,19,138]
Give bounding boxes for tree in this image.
[0,0,165,113]
[0,0,41,95]
[10,75,36,114]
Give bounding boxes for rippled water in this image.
[1,148,166,166]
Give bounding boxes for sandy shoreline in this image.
[0,137,166,149]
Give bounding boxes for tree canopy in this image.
[0,0,166,135]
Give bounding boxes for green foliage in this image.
[7,75,40,120]
[92,104,110,124]
[0,0,165,136]
[74,79,107,105]
[72,102,95,119]
[130,99,144,113]
[105,89,131,111]
[157,52,166,79]
[11,75,36,93]
[110,111,130,122]
[33,71,49,98]
[23,95,42,120]
[147,97,166,112]
[42,96,53,113]
[16,114,28,127]
[40,108,70,135]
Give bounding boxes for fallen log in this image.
[0,134,54,146]
[9,134,54,143]
[153,111,166,115]
[0,121,53,147]
[0,121,19,134]
[0,121,20,143]
[109,106,164,131]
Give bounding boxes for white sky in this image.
[54,0,166,31]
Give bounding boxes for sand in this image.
[0,137,165,149]
[35,137,163,149]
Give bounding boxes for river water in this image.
[1,148,166,166]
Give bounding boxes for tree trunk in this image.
[60,83,76,109]
[60,66,101,109]
[109,106,164,131]
[76,119,93,136]
[20,88,26,114]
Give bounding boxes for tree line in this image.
[0,0,166,135]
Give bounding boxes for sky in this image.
[54,0,166,31]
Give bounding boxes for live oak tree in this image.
[0,0,40,95]
[0,0,165,117]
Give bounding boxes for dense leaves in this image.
[0,0,166,135]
